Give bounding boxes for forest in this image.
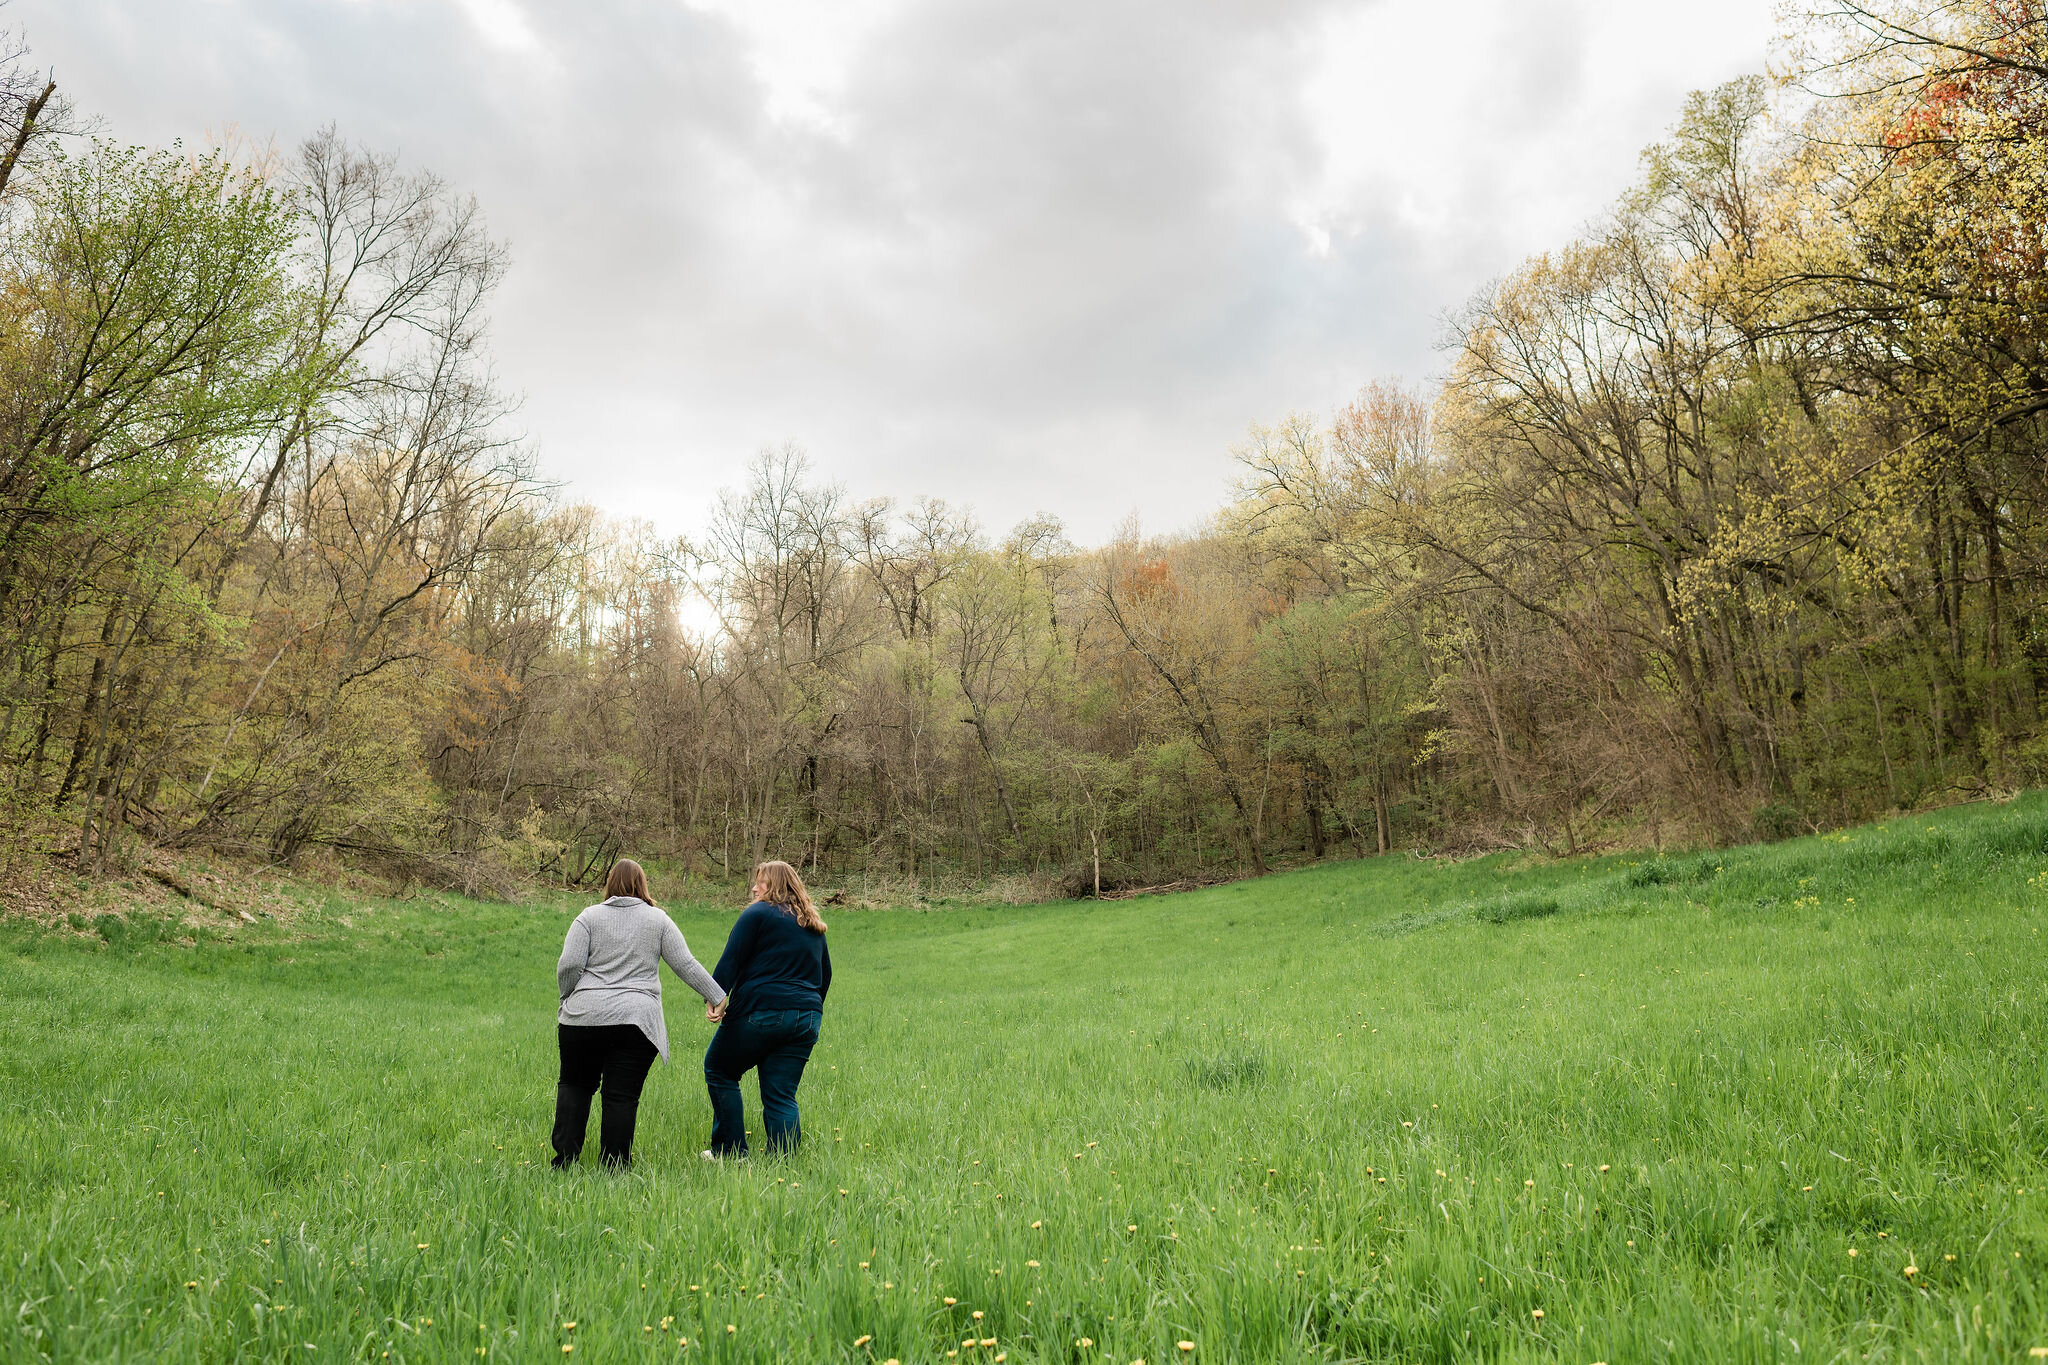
[2,0,2044,896]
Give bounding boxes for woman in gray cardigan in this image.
[551,859,727,1169]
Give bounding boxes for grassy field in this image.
[4,801,2048,1363]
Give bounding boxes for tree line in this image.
[2,1,2044,894]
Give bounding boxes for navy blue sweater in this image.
[712,901,832,1017]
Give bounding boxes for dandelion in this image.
[1525,1180,1535,1188]
[944,1297,959,1306]
[1178,1342,1196,1352]
[1031,1221,1043,1229]
[561,1349,573,1356]
[1848,1248,1858,1257]
[563,1323,577,1331]
[1077,1339,1095,1348]
[185,1282,197,1289]
[1531,1309,1544,1320]
[860,1262,870,1269]
[417,1244,429,1251]
[973,1311,985,1321]
[854,1334,873,1347]
[727,1325,737,1334]
[1904,1265,1918,1276]
[1026,1260,1041,1268]
[1598,1165,1610,1173]
[980,1338,996,1347]
[840,1189,850,1196]
[1127,1224,1138,1232]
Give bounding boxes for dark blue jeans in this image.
[704,1008,821,1157]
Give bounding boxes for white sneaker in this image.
[700,1150,718,1161]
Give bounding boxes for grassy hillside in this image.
[4,799,2048,1362]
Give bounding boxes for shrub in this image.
[1752,803,1805,841]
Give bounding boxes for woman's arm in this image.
[557,916,591,999]
[819,936,832,1005]
[711,905,761,999]
[661,917,727,1005]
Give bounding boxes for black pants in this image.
[551,1023,659,1169]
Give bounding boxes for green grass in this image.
[5,799,2048,1363]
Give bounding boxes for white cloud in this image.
[23,0,1781,543]
[679,0,904,133]
[1297,0,1782,270]
[447,0,543,53]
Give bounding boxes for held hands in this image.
[706,998,727,1023]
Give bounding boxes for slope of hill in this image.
[4,798,2046,1361]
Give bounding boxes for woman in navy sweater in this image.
[702,860,832,1158]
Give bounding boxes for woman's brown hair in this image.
[604,858,654,904]
[753,860,826,933]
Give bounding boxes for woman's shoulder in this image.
[739,900,791,928]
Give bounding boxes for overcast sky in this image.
[27,0,1780,544]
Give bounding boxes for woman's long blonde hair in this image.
[754,860,826,933]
